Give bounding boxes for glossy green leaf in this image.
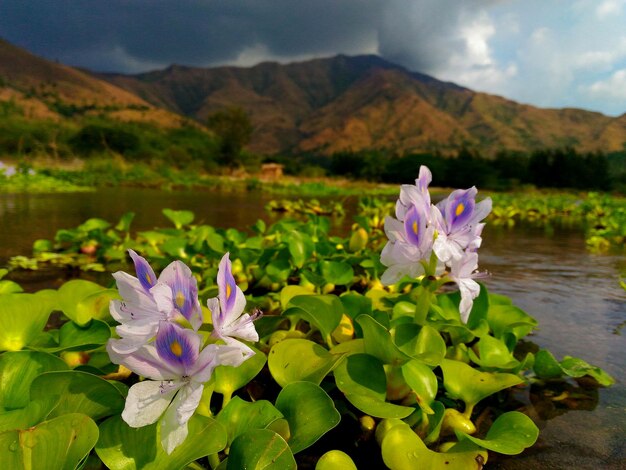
[31,319,111,353]
[30,370,125,421]
[315,450,357,470]
[283,295,344,342]
[0,396,58,432]
[401,360,438,414]
[357,315,411,366]
[216,397,283,447]
[440,359,524,408]
[161,238,189,258]
[559,356,615,386]
[395,324,446,366]
[227,429,296,470]
[96,414,227,470]
[213,347,266,397]
[275,381,340,453]
[287,231,314,268]
[162,209,194,229]
[280,286,314,310]
[381,420,488,470]
[266,258,291,283]
[487,304,537,341]
[334,354,414,419]
[0,413,98,470]
[320,261,354,285]
[0,293,55,351]
[458,411,539,455]
[0,351,68,410]
[467,335,520,370]
[533,349,563,379]
[57,280,113,325]
[268,339,341,387]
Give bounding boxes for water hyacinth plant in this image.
[0,166,616,469]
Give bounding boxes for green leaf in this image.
[0,413,98,470]
[162,209,194,229]
[115,212,136,232]
[283,295,344,343]
[266,259,291,283]
[315,450,357,470]
[487,304,537,342]
[58,280,115,325]
[320,261,354,285]
[0,293,55,351]
[440,359,524,408]
[227,429,296,470]
[533,349,563,379]
[334,354,414,419]
[96,414,227,470]
[357,315,411,366]
[213,346,266,397]
[79,218,111,232]
[381,420,488,470]
[0,396,59,433]
[394,324,446,366]
[0,280,23,295]
[280,286,314,310]
[30,370,125,421]
[216,397,283,447]
[401,360,438,414]
[287,231,314,268]
[30,319,111,353]
[559,356,615,386]
[275,382,340,453]
[268,339,341,388]
[161,238,189,258]
[0,351,68,409]
[467,335,520,370]
[458,411,539,455]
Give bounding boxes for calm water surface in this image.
[0,188,624,469]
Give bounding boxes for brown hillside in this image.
[103,54,626,156]
[0,39,186,128]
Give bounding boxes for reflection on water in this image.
[0,189,624,468]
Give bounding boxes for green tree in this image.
[206,106,253,168]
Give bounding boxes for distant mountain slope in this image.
[103,54,626,155]
[2,37,624,155]
[0,38,186,127]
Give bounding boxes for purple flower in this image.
[108,251,202,355]
[207,253,260,360]
[432,187,492,264]
[107,322,242,454]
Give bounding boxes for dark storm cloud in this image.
[0,0,492,73]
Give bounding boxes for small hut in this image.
[260,163,284,180]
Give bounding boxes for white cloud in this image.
[587,69,626,100]
[596,0,626,19]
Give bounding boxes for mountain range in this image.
[2,38,626,156]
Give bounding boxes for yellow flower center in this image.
[412,220,419,235]
[170,340,183,357]
[226,283,232,300]
[455,203,465,217]
[175,291,185,308]
[145,273,153,285]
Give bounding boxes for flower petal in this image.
[159,382,203,454]
[122,380,182,427]
[128,249,157,292]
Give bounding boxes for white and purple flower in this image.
[108,250,203,354]
[379,167,491,324]
[108,322,242,454]
[207,253,260,360]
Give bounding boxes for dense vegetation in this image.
[2,97,624,193]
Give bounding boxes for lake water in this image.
[0,188,624,469]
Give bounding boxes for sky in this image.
[1,0,626,116]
